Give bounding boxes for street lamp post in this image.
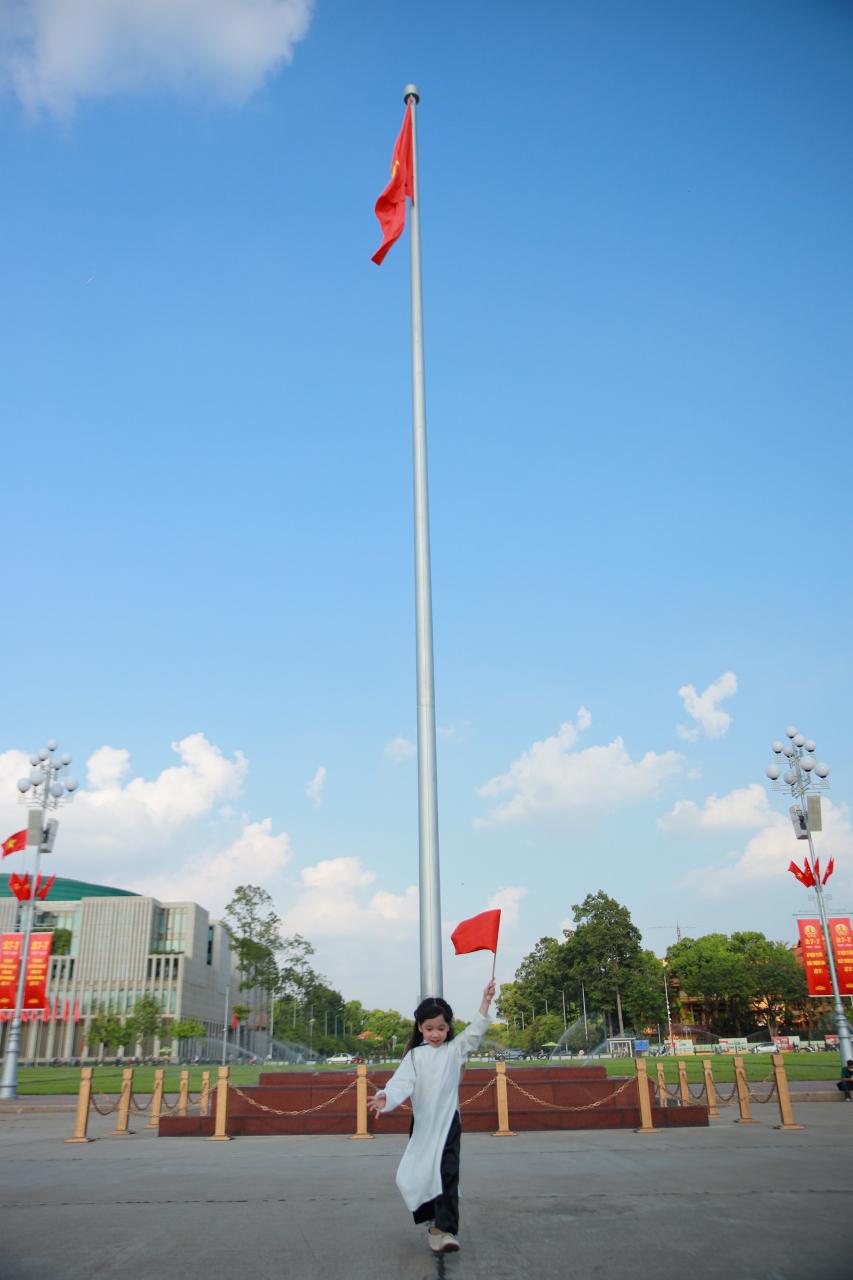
[1,741,77,1098]
[766,725,853,1066]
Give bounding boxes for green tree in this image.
[130,994,164,1046]
[87,1010,126,1058]
[730,932,808,1036]
[564,891,643,1035]
[621,949,670,1031]
[164,1017,207,1044]
[666,934,750,1035]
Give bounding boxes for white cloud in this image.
[475,708,682,825]
[384,736,416,764]
[86,745,130,790]
[0,0,314,115]
[306,765,326,808]
[677,671,737,741]
[487,886,527,928]
[684,798,853,898]
[283,856,417,939]
[129,817,293,913]
[658,783,772,832]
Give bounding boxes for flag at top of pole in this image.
[371,102,414,264]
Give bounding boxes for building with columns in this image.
[0,876,240,1062]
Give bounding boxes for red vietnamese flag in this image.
[823,857,835,885]
[451,909,501,956]
[230,1013,239,1030]
[788,860,815,888]
[63,999,70,1022]
[371,104,413,266]
[42,1003,49,1023]
[2,830,26,858]
[74,999,81,1022]
[53,994,60,1021]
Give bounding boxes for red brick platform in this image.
[158,1064,708,1137]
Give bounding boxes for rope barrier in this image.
[90,1091,119,1117]
[506,1074,636,1112]
[230,1079,358,1118]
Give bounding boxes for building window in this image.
[172,958,179,980]
[207,926,214,966]
[150,906,187,955]
[155,959,161,980]
[170,988,176,1013]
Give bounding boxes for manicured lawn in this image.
[11,1051,843,1095]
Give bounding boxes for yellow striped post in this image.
[199,1070,211,1117]
[492,1061,516,1137]
[65,1066,94,1144]
[677,1059,690,1106]
[207,1066,232,1142]
[110,1068,134,1136]
[178,1069,189,1118]
[351,1063,374,1140]
[733,1055,758,1124]
[634,1058,658,1134]
[146,1069,165,1129]
[655,1060,668,1107]
[771,1054,805,1131]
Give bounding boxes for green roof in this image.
[0,875,138,902]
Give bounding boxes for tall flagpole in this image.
[404,84,443,999]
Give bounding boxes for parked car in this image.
[497,1048,525,1060]
[326,1053,354,1065]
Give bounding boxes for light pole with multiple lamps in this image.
[0,741,77,1098]
[766,725,853,1067]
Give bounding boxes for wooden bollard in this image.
[655,1060,668,1106]
[207,1065,232,1142]
[634,1058,658,1134]
[146,1069,165,1129]
[771,1054,805,1131]
[65,1066,94,1144]
[677,1059,690,1106]
[110,1068,134,1136]
[178,1069,190,1117]
[200,1070,211,1117]
[702,1059,720,1119]
[351,1062,374,1140]
[733,1055,758,1124]
[492,1060,516,1137]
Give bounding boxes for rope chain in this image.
[230,1079,358,1117]
[506,1073,636,1112]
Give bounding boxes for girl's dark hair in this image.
[404,996,454,1054]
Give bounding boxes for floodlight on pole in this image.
[1,741,76,1099]
[767,727,852,1067]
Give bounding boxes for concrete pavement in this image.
[1,1102,851,1279]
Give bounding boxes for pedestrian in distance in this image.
[836,1059,853,1100]
[366,978,496,1255]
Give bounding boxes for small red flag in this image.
[814,857,821,883]
[53,995,60,1022]
[230,1013,239,1030]
[371,104,414,266]
[2,830,26,858]
[823,857,835,885]
[63,999,70,1022]
[35,874,56,901]
[451,909,501,956]
[788,860,815,888]
[41,1004,49,1023]
[73,999,81,1022]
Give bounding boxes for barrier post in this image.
[677,1059,690,1106]
[655,1060,668,1106]
[207,1065,232,1141]
[110,1067,134,1136]
[771,1054,805,1131]
[351,1063,374,1140]
[634,1058,658,1134]
[200,1070,211,1117]
[65,1066,94,1144]
[702,1059,720,1119]
[733,1055,758,1124]
[178,1069,189,1117]
[492,1061,516,1137]
[146,1069,165,1129]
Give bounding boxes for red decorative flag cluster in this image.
[7,872,55,903]
[2,830,26,859]
[822,857,835,885]
[451,909,501,956]
[788,859,815,888]
[371,105,413,265]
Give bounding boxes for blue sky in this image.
[2,1,852,1018]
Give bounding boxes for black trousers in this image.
[411,1112,461,1235]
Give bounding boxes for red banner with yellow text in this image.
[0,934,24,1011]
[828,917,853,995]
[24,932,53,1010]
[797,919,830,996]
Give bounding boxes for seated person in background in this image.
[836,1059,853,1100]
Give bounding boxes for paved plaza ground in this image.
[1,1101,851,1280]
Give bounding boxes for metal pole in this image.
[581,985,588,1040]
[1,814,47,1098]
[222,986,229,1067]
[404,84,443,1000]
[561,989,567,1029]
[663,966,675,1054]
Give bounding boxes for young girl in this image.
[366,978,496,1254]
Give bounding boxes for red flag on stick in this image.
[371,104,413,265]
[451,909,501,956]
[63,999,70,1022]
[73,999,81,1023]
[230,1013,239,1030]
[788,860,815,888]
[2,830,26,858]
[823,857,835,885]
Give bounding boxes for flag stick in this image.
[405,83,443,1001]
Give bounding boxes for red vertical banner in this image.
[0,934,23,1011]
[24,932,53,1010]
[797,919,831,996]
[829,918,853,995]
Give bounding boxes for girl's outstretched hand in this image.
[479,977,496,1014]
[367,1090,386,1118]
